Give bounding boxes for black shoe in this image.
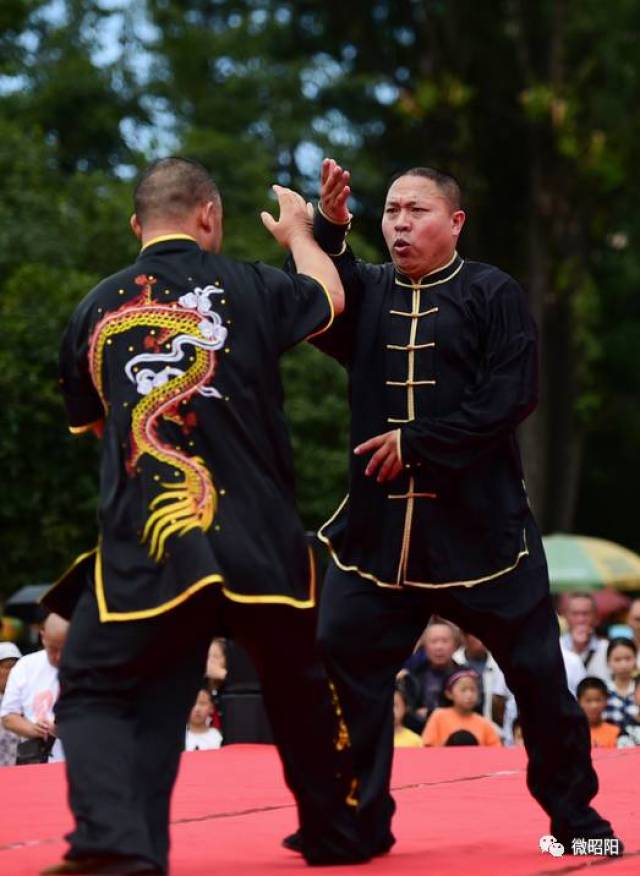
[41,855,163,875]
[551,815,623,858]
[281,831,302,853]
[282,828,393,861]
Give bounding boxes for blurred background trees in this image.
[1,0,639,598]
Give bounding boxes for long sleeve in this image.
[400,277,538,471]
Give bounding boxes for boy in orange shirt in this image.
[422,668,501,747]
[577,677,620,748]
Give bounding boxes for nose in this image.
[394,211,410,231]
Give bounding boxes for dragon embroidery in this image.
[89,275,227,562]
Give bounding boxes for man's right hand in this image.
[260,185,314,249]
[320,158,351,225]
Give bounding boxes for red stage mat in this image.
[1,746,638,875]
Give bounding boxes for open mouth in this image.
[393,240,411,253]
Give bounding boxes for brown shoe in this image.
[40,856,163,875]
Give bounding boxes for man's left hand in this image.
[354,430,403,482]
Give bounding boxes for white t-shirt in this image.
[185,727,222,751]
[0,649,64,762]
[493,646,586,745]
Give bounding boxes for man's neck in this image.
[140,227,198,249]
[408,250,457,282]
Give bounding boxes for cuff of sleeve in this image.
[399,425,421,468]
[314,206,351,256]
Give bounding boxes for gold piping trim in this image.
[141,233,198,252]
[404,531,529,588]
[317,500,530,589]
[327,242,347,257]
[388,491,437,500]
[95,548,223,621]
[386,342,435,351]
[394,258,464,289]
[40,547,99,603]
[317,202,352,227]
[395,428,402,466]
[388,416,414,424]
[69,418,104,435]
[221,545,317,609]
[396,476,415,585]
[389,307,439,318]
[386,379,436,387]
[305,277,336,340]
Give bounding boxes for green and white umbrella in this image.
[543,533,640,592]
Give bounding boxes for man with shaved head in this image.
[296,158,621,857]
[41,157,367,874]
[1,612,68,763]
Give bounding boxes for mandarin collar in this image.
[394,251,463,288]
[137,234,202,258]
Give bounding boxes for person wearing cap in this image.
[422,668,501,747]
[40,158,366,876]
[297,157,621,858]
[0,641,22,766]
[1,614,67,763]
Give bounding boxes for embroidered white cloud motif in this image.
[125,284,228,399]
[178,284,224,314]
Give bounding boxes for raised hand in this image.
[320,158,351,225]
[261,185,314,248]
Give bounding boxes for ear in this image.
[201,200,223,253]
[452,210,466,238]
[130,213,142,241]
[444,689,453,702]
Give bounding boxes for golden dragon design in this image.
[88,275,227,561]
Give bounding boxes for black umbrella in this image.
[4,584,51,623]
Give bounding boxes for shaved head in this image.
[133,157,221,227]
[41,612,69,668]
[389,167,462,211]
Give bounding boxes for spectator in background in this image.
[403,621,459,734]
[393,687,422,748]
[577,677,620,749]
[560,592,609,681]
[453,633,501,721]
[185,687,222,751]
[494,641,586,744]
[512,717,525,747]
[603,638,639,731]
[0,642,22,766]
[0,613,68,763]
[423,668,501,747]
[625,598,640,669]
[204,637,227,733]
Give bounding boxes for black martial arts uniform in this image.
[304,213,617,855]
[46,235,364,871]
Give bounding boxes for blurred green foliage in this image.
[1,0,639,600]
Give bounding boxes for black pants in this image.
[56,585,363,872]
[317,557,614,856]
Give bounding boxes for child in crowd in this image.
[185,687,223,751]
[393,687,423,748]
[577,677,620,748]
[512,717,525,747]
[422,668,501,747]
[603,637,639,730]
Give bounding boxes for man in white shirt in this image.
[494,646,587,744]
[0,613,69,762]
[453,633,501,722]
[0,641,22,766]
[560,593,609,681]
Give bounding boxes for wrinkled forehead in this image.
[384,175,447,207]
